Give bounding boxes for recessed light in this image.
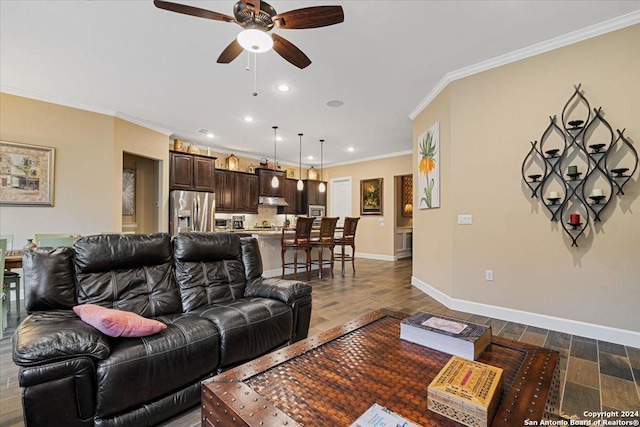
[198,128,215,138]
[347,146,355,152]
[327,100,344,107]
[244,116,254,122]
[277,84,290,92]
[307,155,314,160]
[276,136,283,141]
[206,133,214,138]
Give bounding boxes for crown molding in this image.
[1,85,114,117]
[409,10,640,120]
[326,149,413,168]
[114,112,173,136]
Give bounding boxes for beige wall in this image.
[412,25,640,337]
[324,154,413,258]
[0,94,169,245]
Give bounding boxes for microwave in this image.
[308,205,325,226]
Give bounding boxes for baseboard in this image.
[356,253,396,262]
[411,276,640,348]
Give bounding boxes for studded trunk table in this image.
[202,309,559,427]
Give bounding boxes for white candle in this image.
[591,188,603,197]
[549,191,559,199]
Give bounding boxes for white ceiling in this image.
[2,1,639,167]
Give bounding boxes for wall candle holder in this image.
[522,84,638,247]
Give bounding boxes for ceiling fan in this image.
[154,0,344,69]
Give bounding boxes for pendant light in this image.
[271,126,279,188]
[297,133,304,191]
[319,139,326,193]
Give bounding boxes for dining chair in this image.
[334,217,361,276]
[310,217,339,279]
[0,236,21,319]
[281,217,315,281]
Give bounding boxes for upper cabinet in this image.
[215,169,259,214]
[170,151,216,192]
[257,169,285,198]
[278,178,302,215]
[302,179,327,207]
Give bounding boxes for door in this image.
[330,177,352,227]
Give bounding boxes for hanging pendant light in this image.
[319,139,326,193]
[297,133,304,191]
[271,126,279,188]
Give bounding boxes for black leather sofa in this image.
[12,232,312,427]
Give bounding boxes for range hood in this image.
[259,196,289,207]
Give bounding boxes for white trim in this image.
[357,252,396,262]
[411,276,640,348]
[409,10,640,120]
[115,112,173,136]
[327,150,412,168]
[1,85,114,116]
[1,86,175,136]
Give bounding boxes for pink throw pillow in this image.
[73,304,167,338]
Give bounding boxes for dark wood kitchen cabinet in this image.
[257,169,285,198]
[302,179,327,208]
[169,151,216,192]
[234,172,259,213]
[214,170,258,214]
[278,178,302,215]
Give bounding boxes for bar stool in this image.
[281,217,315,280]
[334,217,360,276]
[310,217,339,278]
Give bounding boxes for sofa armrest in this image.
[244,277,312,305]
[13,310,110,367]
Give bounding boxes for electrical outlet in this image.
[485,270,494,281]
[457,215,473,225]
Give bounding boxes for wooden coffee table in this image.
[202,309,559,427]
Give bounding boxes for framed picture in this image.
[418,122,440,209]
[122,168,136,215]
[286,168,296,179]
[360,178,383,215]
[0,141,55,206]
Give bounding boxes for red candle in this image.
[570,213,580,224]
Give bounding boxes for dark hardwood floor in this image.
[1,258,639,426]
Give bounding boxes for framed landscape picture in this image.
[0,141,55,206]
[360,178,383,215]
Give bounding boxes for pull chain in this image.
[252,53,258,97]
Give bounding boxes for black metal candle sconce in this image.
[522,84,638,247]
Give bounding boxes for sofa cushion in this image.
[189,298,292,368]
[173,232,247,311]
[73,304,167,337]
[95,313,219,418]
[23,247,77,312]
[74,233,181,317]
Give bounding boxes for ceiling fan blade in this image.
[273,6,344,29]
[272,34,311,69]
[217,39,244,64]
[241,0,261,17]
[154,0,235,23]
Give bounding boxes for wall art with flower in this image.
[418,122,440,209]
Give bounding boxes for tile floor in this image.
[1,258,638,427]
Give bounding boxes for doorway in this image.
[122,153,160,233]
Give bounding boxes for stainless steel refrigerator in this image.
[169,190,216,234]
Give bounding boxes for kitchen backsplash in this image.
[216,205,298,228]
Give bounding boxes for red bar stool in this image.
[334,217,360,276]
[281,217,315,280]
[310,217,339,279]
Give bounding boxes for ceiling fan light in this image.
[237,29,273,53]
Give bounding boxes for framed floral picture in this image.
[0,141,55,206]
[418,122,440,209]
[360,178,383,215]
